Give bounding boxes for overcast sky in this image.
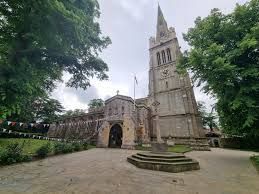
[52,0,247,111]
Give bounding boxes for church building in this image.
[48,6,208,150]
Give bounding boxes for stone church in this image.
[48,6,207,149]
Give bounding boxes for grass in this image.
[0,138,55,155]
[135,144,192,153]
[168,145,192,153]
[0,138,96,166]
[0,138,96,155]
[87,144,96,149]
[250,155,259,173]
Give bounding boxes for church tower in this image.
[148,5,205,141]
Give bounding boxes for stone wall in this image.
[96,95,150,149]
[47,110,104,142]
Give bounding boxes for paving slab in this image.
[0,148,258,194]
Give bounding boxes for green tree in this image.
[88,98,104,109]
[8,96,64,123]
[61,109,86,118]
[197,101,219,132]
[178,0,259,136]
[0,0,111,119]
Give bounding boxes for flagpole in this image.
[134,74,136,111]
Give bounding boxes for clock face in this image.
[161,69,169,78]
[160,31,165,37]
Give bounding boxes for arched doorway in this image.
[108,124,123,148]
[214,139,219,147]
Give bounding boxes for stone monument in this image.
[128,98,200,173]
[151,100,168,153]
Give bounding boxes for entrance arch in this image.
[108,124,123,148]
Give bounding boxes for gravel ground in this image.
[0,148,258,194]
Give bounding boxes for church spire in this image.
[156,4,168,41]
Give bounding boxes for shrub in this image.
[36,143,51,158]
[53,142,65,154]
[0,142,31,165]
[72,142,81,151]
[82,142,88,150]
[250,155,259,172]
[54,142,74,154]
[62,143,74,153]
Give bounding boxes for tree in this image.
[178,0,259,136]
[8,96,64,123]
[88,98,104,109]
[61,109,86,118]
[197,101,218,132]
[0,0,111,119]
[58,109,85,120]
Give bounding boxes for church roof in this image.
[105,95,134,104]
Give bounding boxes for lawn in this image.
[250,155,259,173]
[168,145,192,153]
[87,144,96,149]
[136,144,192,153]
[0,138,55,155]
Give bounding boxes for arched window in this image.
[157,52,161,65]
[167,48,172,62]
[166,81,168,88]
[122,106,125,115]
[162,50,166,64]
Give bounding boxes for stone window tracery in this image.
[167,48,172,62]
[162,50,166,64]
[122,106,125,115]
[157,52,161,65]
[108,108,112,116]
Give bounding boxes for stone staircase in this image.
[189,138,210,151]
[127,152,200,173]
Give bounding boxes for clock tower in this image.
[148,5,205,141]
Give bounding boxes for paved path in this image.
[0,148,258,194]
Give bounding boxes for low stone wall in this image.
[151,137,210,151]
[220,137,242,149]
[220,136,259,150]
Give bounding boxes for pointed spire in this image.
[156,4,168,41]
[157,3,164,20]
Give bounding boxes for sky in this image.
[52,0,248,111]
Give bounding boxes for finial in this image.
[116,90,119,95]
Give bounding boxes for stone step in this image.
[132,154,192,163]
[127,156,200,173]
[137,152,184,159]
[128,156,198,166]
[190,143,209,146]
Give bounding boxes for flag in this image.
[134,75,138,85]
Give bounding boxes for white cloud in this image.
[52,0,247,111]
[52,82,89,111]
[119,0,149,21]
[92,78,130,99]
